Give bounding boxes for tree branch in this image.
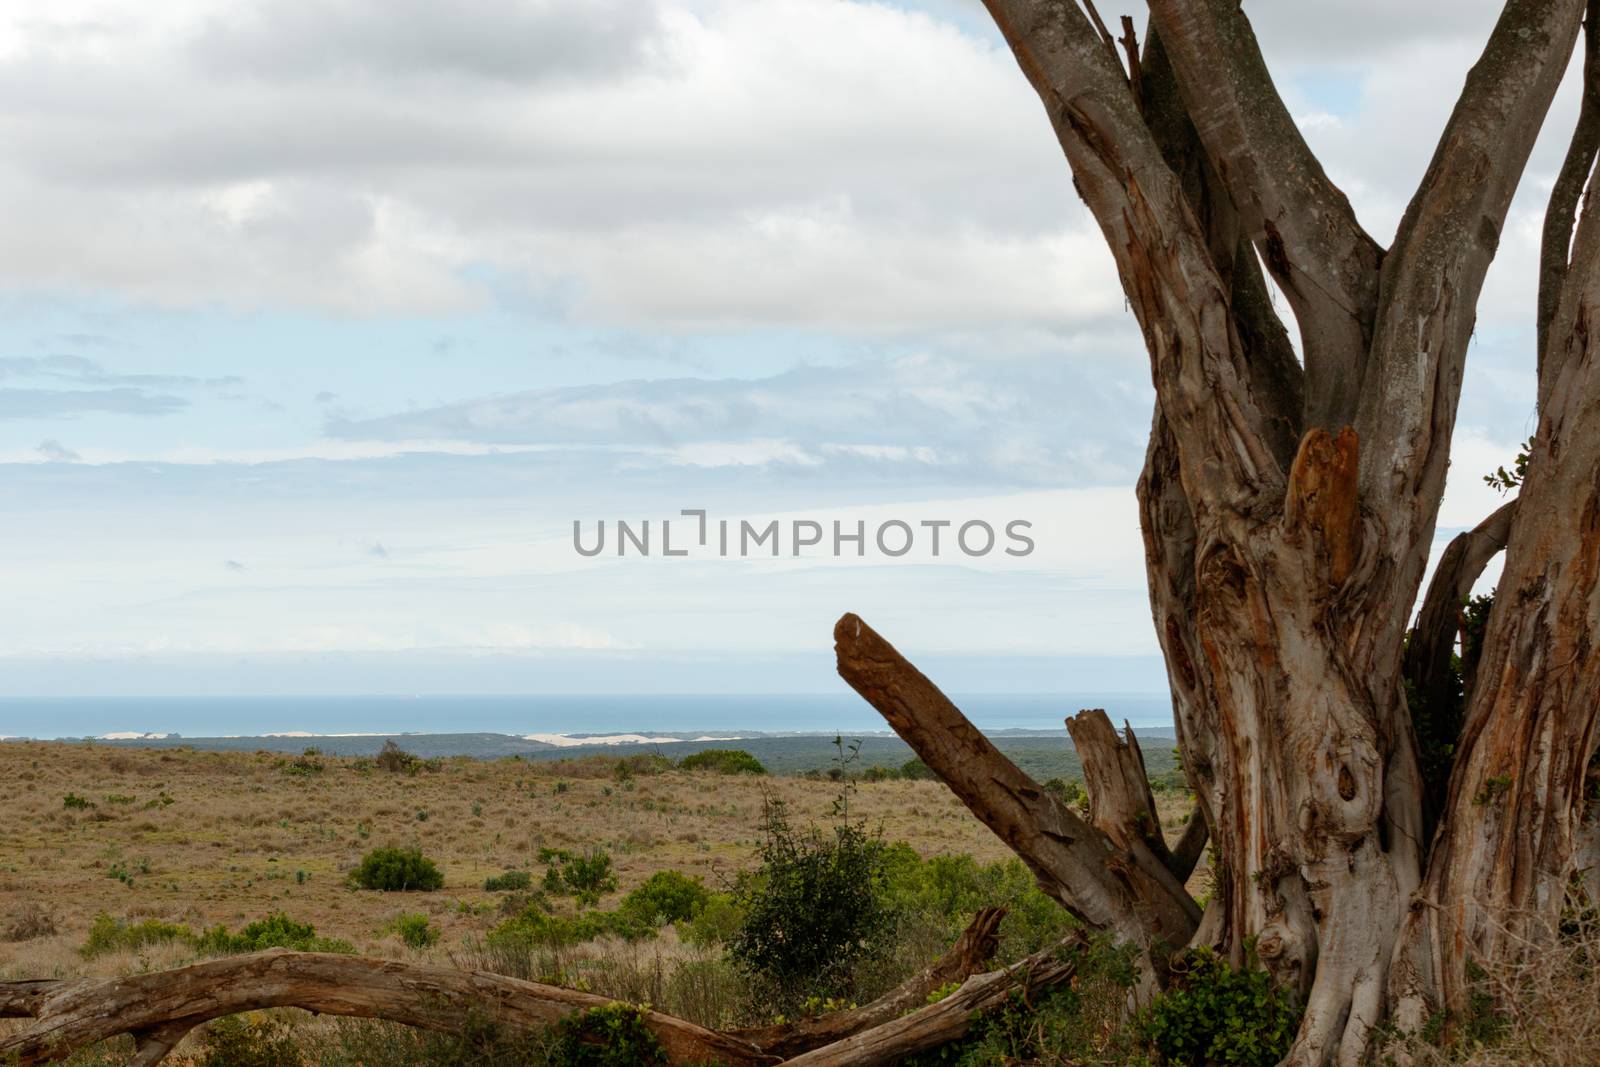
[0,951,775,1067]
[779,936,1084,1067]
[1360,0,1583,539]
[980,0,1289,507]
[1539,0,1600,378]
[730,907,1006,1058]
[1145,0,1384,430]
[1066,709,1173,873]
[834,612,1199,953]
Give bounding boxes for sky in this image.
[0,0,1561,702]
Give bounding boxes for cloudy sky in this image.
[0,0,1557,703]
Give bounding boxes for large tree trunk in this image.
[896,1,1597,1061]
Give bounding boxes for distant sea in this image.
[0,693,1173,741]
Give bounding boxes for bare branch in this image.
[1169,805,1209,882]
[731,907,1006,1058]
[1066,709,1172,872]
[0,951,774,1067]
[1360,0,1583,538]
[780,937,1083,1067]
[1145,0,1384,429]
[980,0,1289,506]
[834,612,1199,952]
[1539,0,1600,375]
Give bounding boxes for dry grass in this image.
[0,740,1022,982]
[1388,907,1600,1067]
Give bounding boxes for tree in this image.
[834,1,1600,1063]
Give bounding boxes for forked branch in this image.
[834,612,1199,953]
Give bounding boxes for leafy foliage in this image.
[678,748,768,775]
[618,870,711,927]
[197,1014,301,1067]
[196,913,354,955]
[540,848,618,906]
[1142,946,1300,1067]
[350,846,444,892]
[483,869,533,892]
[375,739,424,775]
[728,795,892,1005]
[392,912,440,949]
[79,913,193,958]
[547,1003,667,1067]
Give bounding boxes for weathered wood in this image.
[779,936,1083,1067]
[730,906,1007,1058]
[0,951,776,1067]
[1067,709,1173,872]
[834,612,1198,958]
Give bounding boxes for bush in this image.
[619,871,710,927]
[678,748,767,776]
[613,753,673,780]
[4,901,56,942]
[63,792,92,810]
[900,757,935,781]
[540,848,617,905]
[196,913,354,955]
[393,913,440,949]
[198,1014,301,1067]
[350,846,444,892]
[80,913,193,958]
[548,1003,667,1067]
[374,739,423,775]
[729,797,891,1004]
[1142,946,1300,1067]
[679,892,744,948]
[483,869,533,892]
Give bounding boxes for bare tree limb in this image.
[1168,804,1209,883]
[1066,709,1172,873]
[1539,0,1600,379]
[1145,0,1383,429]
[730,907,1006,1058]
[1360,0,1583,548]
[779,936,1084,1067]
[0,951,775,1067]
[980,0,1289,508]
[834,612,1198,955]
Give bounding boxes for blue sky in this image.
[0,0,1558,701]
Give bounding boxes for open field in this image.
[0,740,1196,984]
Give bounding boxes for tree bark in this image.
[0,951,775,1067]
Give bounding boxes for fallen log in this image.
[781,933,1085,1066]
[0,950,776,1067]
[732,906,1007,1057]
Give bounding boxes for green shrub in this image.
[350,846,444,892]
[619,870,710,927]
[80,913,194,958]
[548,1003,667,1067]
[483,869,533,892]
[613,753,672,780]
[197,1014,301,1067]
[374,739,423,775]
[1142,946,1300,1067]
[679,892,744,947]
[900,757,935,781]
[678,748,767,776]
[63,792,93,810]
[320,1014,553,1067]
[729,797,891,1004]
[393,913,440,949]
[540,848,617,905]
[276,753,323,778]
[195,913,354,955]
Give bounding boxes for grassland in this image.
[2,739,1178,982]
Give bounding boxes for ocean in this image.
[0,692,1174,741]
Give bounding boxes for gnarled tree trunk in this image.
[832,1,1600,1062]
